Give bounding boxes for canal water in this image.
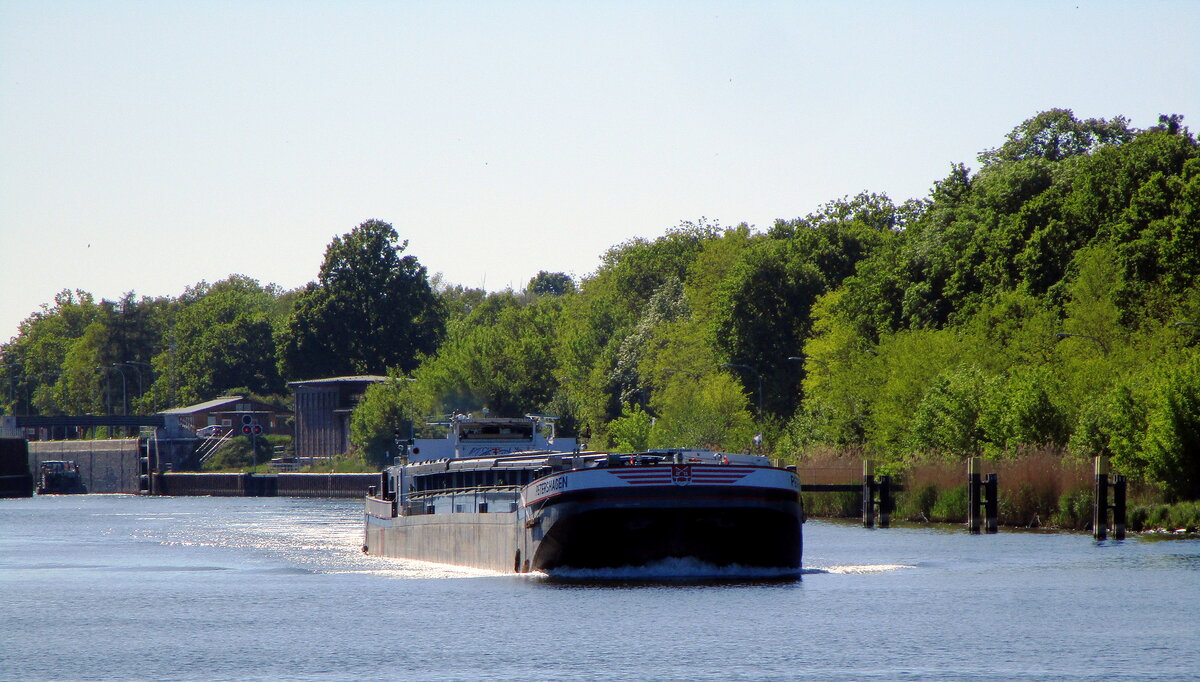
[1,495,1197,681]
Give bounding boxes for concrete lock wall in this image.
[28,439,142,494]
[276,473,379,497]
[156,472,380,498]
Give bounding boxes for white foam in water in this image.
[343,556,502,580]
[545,556,802,581]
[813,563,915,575]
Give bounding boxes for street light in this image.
[114,362,144,404]
[1054,332,1109,354]
[123,360,154,386]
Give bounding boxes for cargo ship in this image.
[363,415,803,577]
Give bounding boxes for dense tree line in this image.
[4,110,1198,500]
[1,220,443,420]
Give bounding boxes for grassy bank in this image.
[796,450,1200,532]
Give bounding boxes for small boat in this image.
[364,415,803,577]
[36,460,87,495]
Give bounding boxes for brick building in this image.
[159,396,290,437]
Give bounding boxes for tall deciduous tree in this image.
[144,276,284,407]
[526,271,575,297]
[713,239,827,417]
[978,108,1134,165]
[278,220,445,380]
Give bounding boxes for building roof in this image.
[158,396,244,415]
[159,396,290,416]
[287,375,390,388]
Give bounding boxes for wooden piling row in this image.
[861,460,894,528]
[862,460,875,528]
[967,457,998,534]
[1093,456,1127,541]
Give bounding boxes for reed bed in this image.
[794,447,1198,531]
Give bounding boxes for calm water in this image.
[2,496,1197,681]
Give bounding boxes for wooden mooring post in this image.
[1093,456,1127,541]
[861,460,894,529]
[967,457,998,534]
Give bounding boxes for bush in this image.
[1143,356,1200,500]
[930,485,968,523]
[1127,505,1150,531]
[1147,504,1171,529]
[801,491,861,518]
[201,435,290,472]
[896,482,939,522]
[1052,487,1094,530]
[1128,501,1200,532]
[1167,501,1200,531]
[330,452,378,473]
[998,481,1058,527]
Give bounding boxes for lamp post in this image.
[109,364,128,415]
[1054,332,1109,354]
[114,362,145,411]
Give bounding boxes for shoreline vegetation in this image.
[797,450,1200,533]
[4,109,1199,518]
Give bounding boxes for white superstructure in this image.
[406,414,576,462]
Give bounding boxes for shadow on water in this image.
[539,575,802,589]
[533,557,803,588]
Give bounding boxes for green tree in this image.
[908,365,997,458]
[430,275,487,326]
[555,221,720,437]
[350,375,417,467]
[278,220,445,380]
[144,276,284,407]
[979,367,1068,454]
[607,402,654,451]
[1142,356,1200,500]
[526,271,576,296]
[978,108,1134,165]
[789,290,881,450]
[1060,243,1123,351]
[712,240,826,417]
[404,294,563,419]
[649,372,756,452]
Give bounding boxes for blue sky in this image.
[2,1,1198,342]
